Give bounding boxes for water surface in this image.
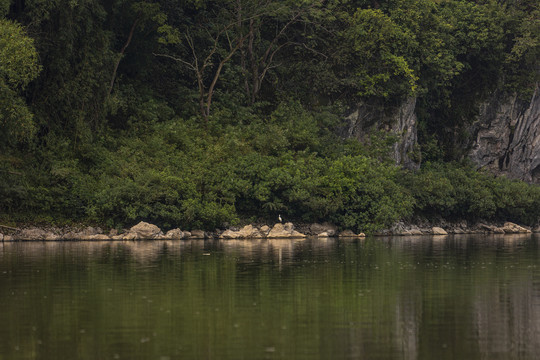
[1,234,540,359]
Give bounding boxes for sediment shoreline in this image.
[1,220,538,242]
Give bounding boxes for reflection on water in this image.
[1,234,539,359]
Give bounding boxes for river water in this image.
[1,234,539,359]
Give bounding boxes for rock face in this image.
[469,83,540,183]
[343,97,419,170]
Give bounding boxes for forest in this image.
[1,0,539,233]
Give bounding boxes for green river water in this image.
[1,234,539,359]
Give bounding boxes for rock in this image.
[0,233,3,241]
[81,226,102,236]
[469,83,540,183]
[310,222,337,236]
[267,222,306,238]
[260,225,270,235]
[238,225,263,238]
[343,97,420,170]
[479,223,496,232]
[129,221,163,239]
[221,225,263,239]
[112,234,124,240]
[493,227,506,234]
[16,228,48,240]
[358,233,366,237]
[409,229,424,235]
[452,228,466,234]
[220,229,239,239]
[432,227,448,235]
[4,235,13,241]
[502,222,531,234]
[190,230,206,239]
[534,226,540,233]
[183,231,192,238]
[338,230,358,237]
[61,226,106,240]
[83,234,111,240]
[44,232,61,241]
[109,229,118,237]
[318,231,330,237]
[164,228,184,239]
[122,232,138,240]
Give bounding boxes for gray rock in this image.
[129,222,163,239]
[16,228,48,240]
[190,230,206,239]
[267,222,306,238]
[310,222,338,236]
[164,228,184,239]
[343,97,420,170]
[260,225,270,235]
[469,83,540,183]
[502,222,531,234]
[432,227,448,235]
[122,232,138,240]
[338,230,357,237]
[220,225,263,239]
[82,234,111,240]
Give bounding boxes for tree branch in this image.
[108,18,140,96]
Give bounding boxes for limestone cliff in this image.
[342,97,420,170]
[469,84,540,183]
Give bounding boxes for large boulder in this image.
[267,222,306,238]
[310,222,337,236]
[502,222,531,234]
[432,227,448,235]
[127,222,163,239]
[221,225,263,239]
[163,228,184,239]
[260,225,270,236]
[189,230,206,239]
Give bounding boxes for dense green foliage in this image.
[1,0,539,232]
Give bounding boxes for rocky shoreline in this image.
[1,220,538,241]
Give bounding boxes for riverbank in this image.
[1,220,538,241]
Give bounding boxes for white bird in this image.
[278,214,282,223]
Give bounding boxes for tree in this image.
[155,0,323,122]
[0,18,41,144]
